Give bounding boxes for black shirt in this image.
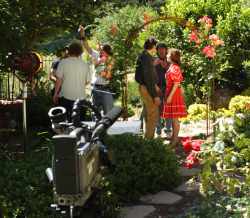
[135,50,159,98]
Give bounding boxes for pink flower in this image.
[209,34,224,47]
[198,16,213,25]
[202,45,216,58]
[189,31,201,45]
[209,34,219,41]
[198,16,213,30]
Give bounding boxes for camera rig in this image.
[48,99,122,217]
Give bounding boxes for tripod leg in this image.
[70,205,74,218]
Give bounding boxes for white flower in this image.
[213,141,225,153]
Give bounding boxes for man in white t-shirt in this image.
[53,40,91,120]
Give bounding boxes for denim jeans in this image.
[92,87,114,115]
[155,94,172,135]
[156,118,172,135]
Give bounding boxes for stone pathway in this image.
[120,120,206,218]
[120,166,202,218]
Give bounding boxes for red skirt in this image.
[161,88,187,119]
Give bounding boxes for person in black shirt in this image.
[135,37,161,139]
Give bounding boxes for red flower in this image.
[202,45,216,59]
[191,139,204,151]
[183,151,200,168]
[189,30,201,45]
[181,137,193,153]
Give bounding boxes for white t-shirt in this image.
[56,57,91,100]
[91,50,109,86]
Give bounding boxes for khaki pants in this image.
[139,85,159,139]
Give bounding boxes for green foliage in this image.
[187,104,207,120]
[104,134,181,201]
[0,146,53,217]
[184,195,250,218]
[182,103,213,122]
[95,176,121,218]
[0,0,148,55]
[215,108,234,118]
[128,80,141,107]
[228,95,250,113]
[160,0,250,98]
[92,5,157,97]
[241,87,250,96]
[198,110,250,214]
[27,85,53,127]
[93,5,156,72]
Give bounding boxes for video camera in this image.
[47,99,122,217]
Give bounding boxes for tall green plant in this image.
[162,0,250,95]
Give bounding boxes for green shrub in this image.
[229,95,250,113]
[127,105,135,117]
[104,134,181,202]
[27,87,53,127]
[241,87,250,96]
[128,80,141,107]
[0,148,53,217]
[183,103,208,121]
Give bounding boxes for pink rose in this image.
[202,45,216,58]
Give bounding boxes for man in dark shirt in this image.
[135,37,161,139]
[154,42,172,136]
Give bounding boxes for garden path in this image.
[120,118,209,218]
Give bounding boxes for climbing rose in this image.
[202,45,216,58]
[198,16,213,25]
[209,34,224,47]
[189,31,201,45]
[198,15,213,30]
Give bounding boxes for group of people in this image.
[50,26,187,147]
[50,25,115,121]
[135,37,187,146]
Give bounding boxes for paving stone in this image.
[140,191,183,205]
[179,167,201,177]
[120,205,156,218]
[175,178,200,192]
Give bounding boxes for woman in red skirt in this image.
[161,48,187,146]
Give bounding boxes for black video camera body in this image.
[47,99,122,213]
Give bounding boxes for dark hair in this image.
[156,42,167,50]
[169,48,181,65]
[68,40,83,57]
[101,44,113,56]
[144,37,157,50]
[55,46,69,57]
